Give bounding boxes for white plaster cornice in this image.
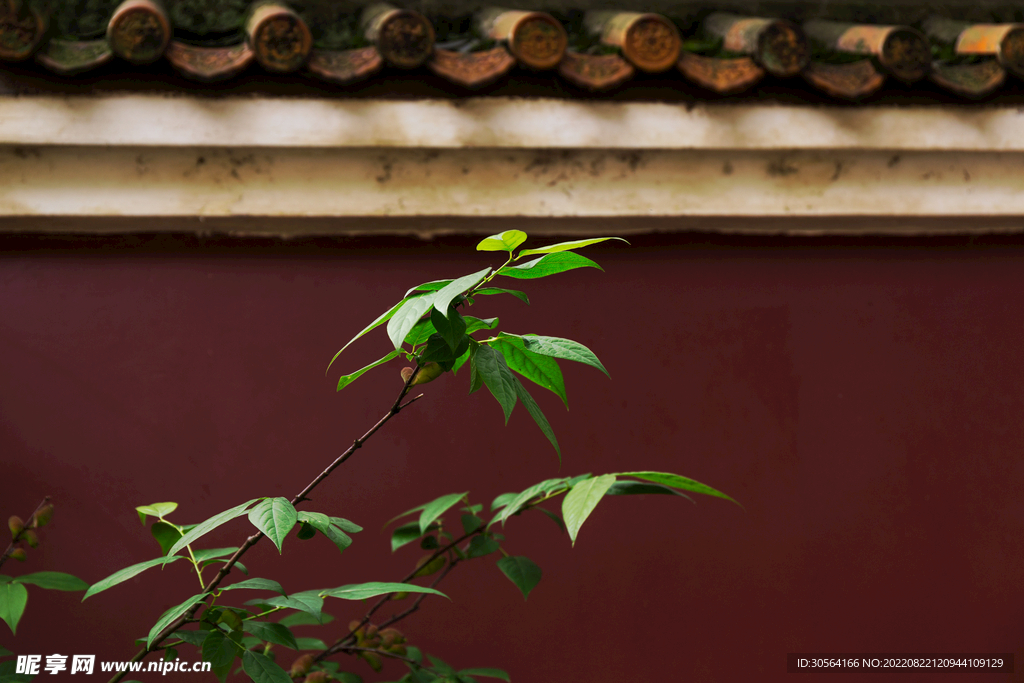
[1,95,1023,233]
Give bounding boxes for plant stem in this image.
[105,381,425,683]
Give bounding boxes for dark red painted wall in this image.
[2,235,1023,682]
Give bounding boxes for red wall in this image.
[2,234,1023,682]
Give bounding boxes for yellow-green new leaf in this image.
[497,252,602,280]
[135,502,178,526]
[562,474,616,545]
[476,230,527,252]
[337,349,401,391]
[518,236,628,257]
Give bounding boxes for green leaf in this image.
[473,287,529,305]
[168,499,259,557]
[493,478,567,526]
[201,629,240,668]
[150,521,185,556]
[192,547,237,563]
[464,316,500,335]
[242,650,293,683]
[459,669,510,682]
[476,230,527,252]
[518,236,627,257]
[294,637,328,651]
[511,377,560,459]
[83,555,184,600]
[387,294,439,350]
[386,502,431,528]
[428,655,457,676]
[473,345,517,424]
[496,556,541,601]
[296,511,331,532]
[562,474,616,545]
[451,346,472,376]
[605,481,695,502]
[328,297,414,372]
[322,582,448,601]
[516,335,609,377]
[492,336,566,407]
[616,471,740,506]
[461,514,483,535]
[419,492,468,535]
[221,578,286,595]
[243,621,298,650]
[248,498,298,554]
[431,268,491,315]
[171,629,209,647]
[337,349,402,391]
[468,353,484,394]
[335,673,364,683]
[404,318,436,348]
[0,645,11,657]
[321,524,354,554]
[466,536,499,558]
[534,507,566,533]
[489,493,517,511]
[261,592,325,623]
[136,502,178,525]
[147,592,209,648]
[430,306,467,352]
[277,612,334,628]
[497,252,602,280]
[12,572,88,591]
[404,279,453,298]
[0,583,27,635]
[329,517,363,534]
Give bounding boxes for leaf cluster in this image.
[329,231,627,461]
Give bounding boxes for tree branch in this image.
[106,379,424,683]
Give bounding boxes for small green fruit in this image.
[8,516,24,536]
[304,671,330,683]
[411,362,443,386]
[9,548,27,562]
[23,530,39,548]
[413,554,445,578]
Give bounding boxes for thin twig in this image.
[106,379,423,683]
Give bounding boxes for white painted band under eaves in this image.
[0,95,1022,151]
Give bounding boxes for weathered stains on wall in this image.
[1,145,1022,229]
